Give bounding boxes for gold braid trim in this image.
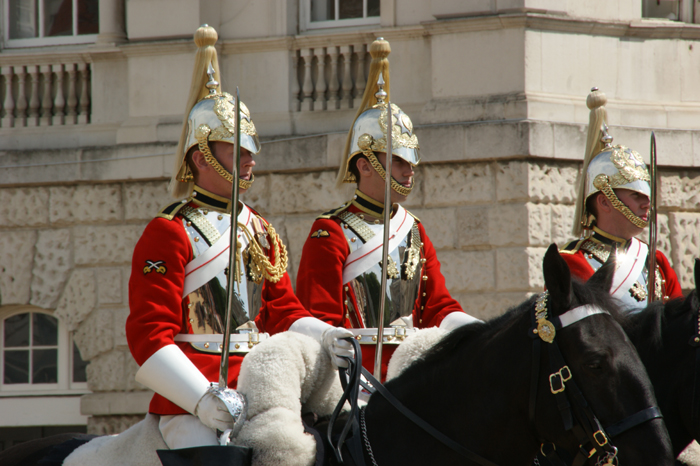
[594,174,648,229]
[364,150,412,197]
[196,124,255,190]
[240,221,287,284]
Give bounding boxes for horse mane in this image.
[396,280,625,380]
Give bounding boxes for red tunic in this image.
[296,202,463,378]
[127,200,311,415]
[560,237,682,302]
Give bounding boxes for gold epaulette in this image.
[406,208,421,224]
[316,202,351,220]
[559,239,585,255]
[156,200,189,221]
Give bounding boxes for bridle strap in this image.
[361,367,501,466]
[689,302,700,435]
[604,406,663,438]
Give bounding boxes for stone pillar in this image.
[96,0,127,44]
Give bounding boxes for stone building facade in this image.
[0,0,699,441]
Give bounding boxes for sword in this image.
[374,72,391,381]
[220,86,244,388]
[647,132,658,303]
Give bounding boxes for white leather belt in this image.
[349,327,417,345]
[174,332,269,354]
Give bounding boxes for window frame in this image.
[301,0,380,32]
[3,0,98,49]
[0,307,88,396]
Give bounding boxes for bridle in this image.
[530,292,663,466]
[327,293,663,466]
[687,295,700,437]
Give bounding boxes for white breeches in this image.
[159,414,219,449]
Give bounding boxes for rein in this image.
[688,299,700,436]
[529,293,663,466]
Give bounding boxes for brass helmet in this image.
[169,25,261,199]
[572,88,651,236]
[336,38,420,196]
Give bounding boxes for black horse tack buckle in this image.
[549,366,572,394]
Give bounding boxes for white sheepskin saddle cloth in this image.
[63,413,166,466]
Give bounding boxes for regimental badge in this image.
[143,260,167,275]
[311,229,330,238]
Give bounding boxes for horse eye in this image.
[585,361,602,370]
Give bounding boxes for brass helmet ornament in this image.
[572,88,651,237]
[336,38,420,196]
[169,25,261,199]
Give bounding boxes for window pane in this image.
[642,0,679,20]
[33,314,58,346]
[339,0,363,19]
[32,348,58,384]
[77,0,99,34]
[9,0,39,39]
[44,0,73,37]
[310,0,335,21]
[367,0,380,17]
[4,314,29,347]
[4,350,29,384]
[72,342,87,383]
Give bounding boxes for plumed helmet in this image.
[336,38,420,190]
[572,88,651,236]
[169,25,261,199]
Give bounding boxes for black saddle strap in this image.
[360,368,501,466]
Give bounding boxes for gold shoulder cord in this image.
[240,219,288,284]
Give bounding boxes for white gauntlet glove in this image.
[195,390,236,432]
[290,317,355,368]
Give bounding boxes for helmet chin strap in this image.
[592,175,648,229]
[196,128,254,190]
[364,150,412,197]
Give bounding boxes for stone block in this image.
[113,307,130,349]
[125,354,145,392]
[455,291,532,321]
[87,415,144,436]
[456,206,490,248]
[660,171,700,209]
[551,205,576,248]
[30,229,72,309]
[74,225,146,266]
[439,250,495,293]
[50,184,122,225]
[242,174,271,216]
[489,203,551,247]
[411,207,456,250]
[81,391,152,416]
[423,163,494,207]
[268,171,347,215]
[496,247,548,291]
[669,213,700,290]
[496,161,528,202]
[637,213,671,259]
[0,188,49,227]
[55,269,97,332]
[0,230,37,305]
[74,308,115,361]
[528,162,580,203]
[87,350,127,392]
[123,181,171,221]
[416,124,465,163]
[97,268,123,305]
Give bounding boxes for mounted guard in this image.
[559,87,682,310]
[126,24,351,453]
[295,37,480,380]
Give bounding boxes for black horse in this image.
[324,245,674,466]
[622,258,700,458]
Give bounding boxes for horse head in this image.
[535,244,673,465]
[623,257,700,456]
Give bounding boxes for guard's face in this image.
[210,141,255,195]
[375,152,414,204]
[607,188,650,238]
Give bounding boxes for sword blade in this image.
[374,102,393,381]
[647,131,658,303]
[220,87,243,389]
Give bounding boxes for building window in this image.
[1,309,87,394]
[642,0,697,23]
[304,0,380,30]
[5,0,99,48]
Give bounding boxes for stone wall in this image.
[1,158,698,432]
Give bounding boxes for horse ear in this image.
[543,244,572,316]
[588,245,616,292]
